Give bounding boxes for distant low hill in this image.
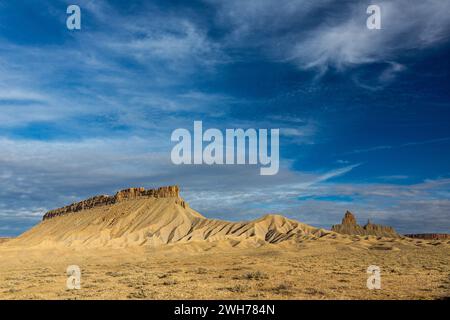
[404,233,450,240]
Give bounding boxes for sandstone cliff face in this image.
[341,211,357,225]
[405,233,450,240]
[331,211,399,238]
[43,186,186,220]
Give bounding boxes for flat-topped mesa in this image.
[43,186,185,220]
[114,186,180,201]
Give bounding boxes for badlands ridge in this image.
[9,186,327,248]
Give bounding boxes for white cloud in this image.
[0,0,232,132]
[209,0,450,82]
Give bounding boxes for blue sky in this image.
[0,0,449,236]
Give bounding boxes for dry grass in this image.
[0,238,449,300]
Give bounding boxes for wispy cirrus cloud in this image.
[0,0,231,134]
[209,0,450,85]
[342,137,450,155]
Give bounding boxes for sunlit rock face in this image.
[331,211,399,238]
[43,186,184,220]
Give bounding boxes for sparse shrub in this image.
[127,288,149,299]
[242,271,268,280]
[304,287,325,295]
[168,269,181,274]
[227,284,248,293]
[105,271,124,277]
[272,282,294,294]
[162,279,178,286]
[195,268,208,274]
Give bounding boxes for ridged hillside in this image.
[9,186,327,248]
